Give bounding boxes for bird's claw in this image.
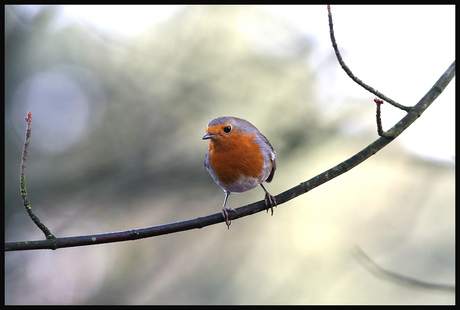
[222,207,236,229]
[264,192,277,216]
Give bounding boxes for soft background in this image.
[5,5,454,305]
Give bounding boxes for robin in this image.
[202,116,277,228]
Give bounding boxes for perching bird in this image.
[203,116,276,228]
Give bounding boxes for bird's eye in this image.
[223,126,231,133]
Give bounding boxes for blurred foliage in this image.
[5,5,330,216]
[5,5,454,305]
[6,5,316,196]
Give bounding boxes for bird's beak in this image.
[202,132,215,140]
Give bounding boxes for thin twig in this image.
[19,111,57,247]
[353,245,455,292]
[374,98,393,137]
[375,98,384,136]
[327,5,412,112]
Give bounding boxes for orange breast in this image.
[208,131,264,185]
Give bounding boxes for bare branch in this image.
[353,246,455,292]
[374,98,394,138]
[19,111,57,247]
[327,5,412,112]
[4,59,455,251]
[5,6,456,252]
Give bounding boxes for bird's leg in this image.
[221,192,236,228]
[260,184,276,216]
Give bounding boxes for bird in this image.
[202,116,277,228]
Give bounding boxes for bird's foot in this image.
[222,206,236,229]
[264,192,277,216]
